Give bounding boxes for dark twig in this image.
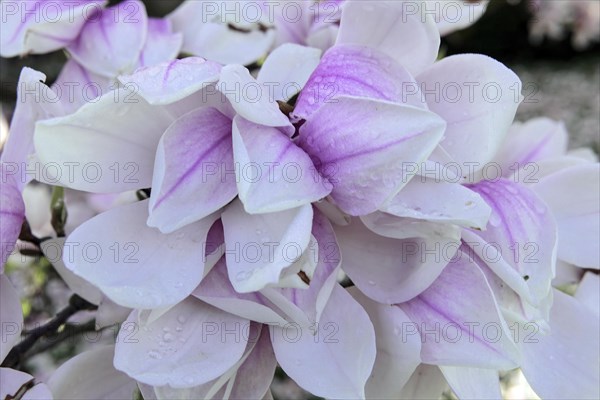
[1,294,97,369]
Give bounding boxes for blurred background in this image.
[1,1,598,399]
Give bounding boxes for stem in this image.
[1,294,97,369]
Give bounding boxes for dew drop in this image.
[148,350,162,360]
[163,333,175,343]
[177,315,187,324]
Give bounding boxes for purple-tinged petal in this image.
[350,287,421,399]
[271,286,376,399]
[0,1,106,57]
[336,0,440,76]
[114,298,249,388]
[147,107,235,233]
[34,87,174,192]
[399,246,522,369]
[0,368,52,400]
[221,200,313,293]
[381,177,491,230]
[257,44,322,102]
[138,18,183,68]
[2,68,63,191]
[399,364,447,400]
[294,44,426,120]
[468,179,558,314]
[232,116,331,214]
[439,366,501,400]
[534,164,599,269]
[0,274,23,362]
[521,289,600,400]
[48,345,136,400]
[67,0,148,77]
[118,57,222,106]
[417,54,522,168]
[0,168,25,268]
[336,218,457,304]
[52,59,111,114]
[64,200,218,309]
[494,117,568,177]
[217,65,294,133]
[297,96,445,215]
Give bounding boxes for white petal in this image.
[440,366,501,400]
[114,298,248,388]
[48,345,136,400]
[221,200,313,292]
[64,200,218,309]
[257,44,322,101]
[337,0,440,75]
[34,88,174,192]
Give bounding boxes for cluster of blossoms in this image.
[529,0,600,50]
[0,1,598,399]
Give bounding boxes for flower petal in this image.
[217,65,293,131]
[439,366,502,400]
[576,272,600,317]
[467,179,558,316]
[41,237,103,305]
[381,177,491,230]
[271,286,376,399]
[0,1,104,57]
[0,275,23,362]
[147,107,236,233]
[232,116,331,214]
[521,289,600,400]
[0,368,52,400]
[52,59,111,114]
[118,57,222,106]
[257,43,322,102]
[2,68,63,191]
[64,200,218,309]
[138,18,183,68]
[193,257,289,326]
[336,218,457,303]
[350,287,421,399]
[34,87,174,192]
[297,96,445,215]
[0,170,25,268]
[114,298,249,388]
[293,44,427,120]
[399,364,447,400]
[534,164,600,269]
[67,0,148,77]
[168,1,274,65]
[417,54,522,168]
[336,0,440,76]
[494,117,568,176]
[399,246,522,369]
[221,200,313,293]
[48,345,136,400]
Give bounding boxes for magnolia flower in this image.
[52,0,183,113]
[0,0,105,57]
[105,209,377,399]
